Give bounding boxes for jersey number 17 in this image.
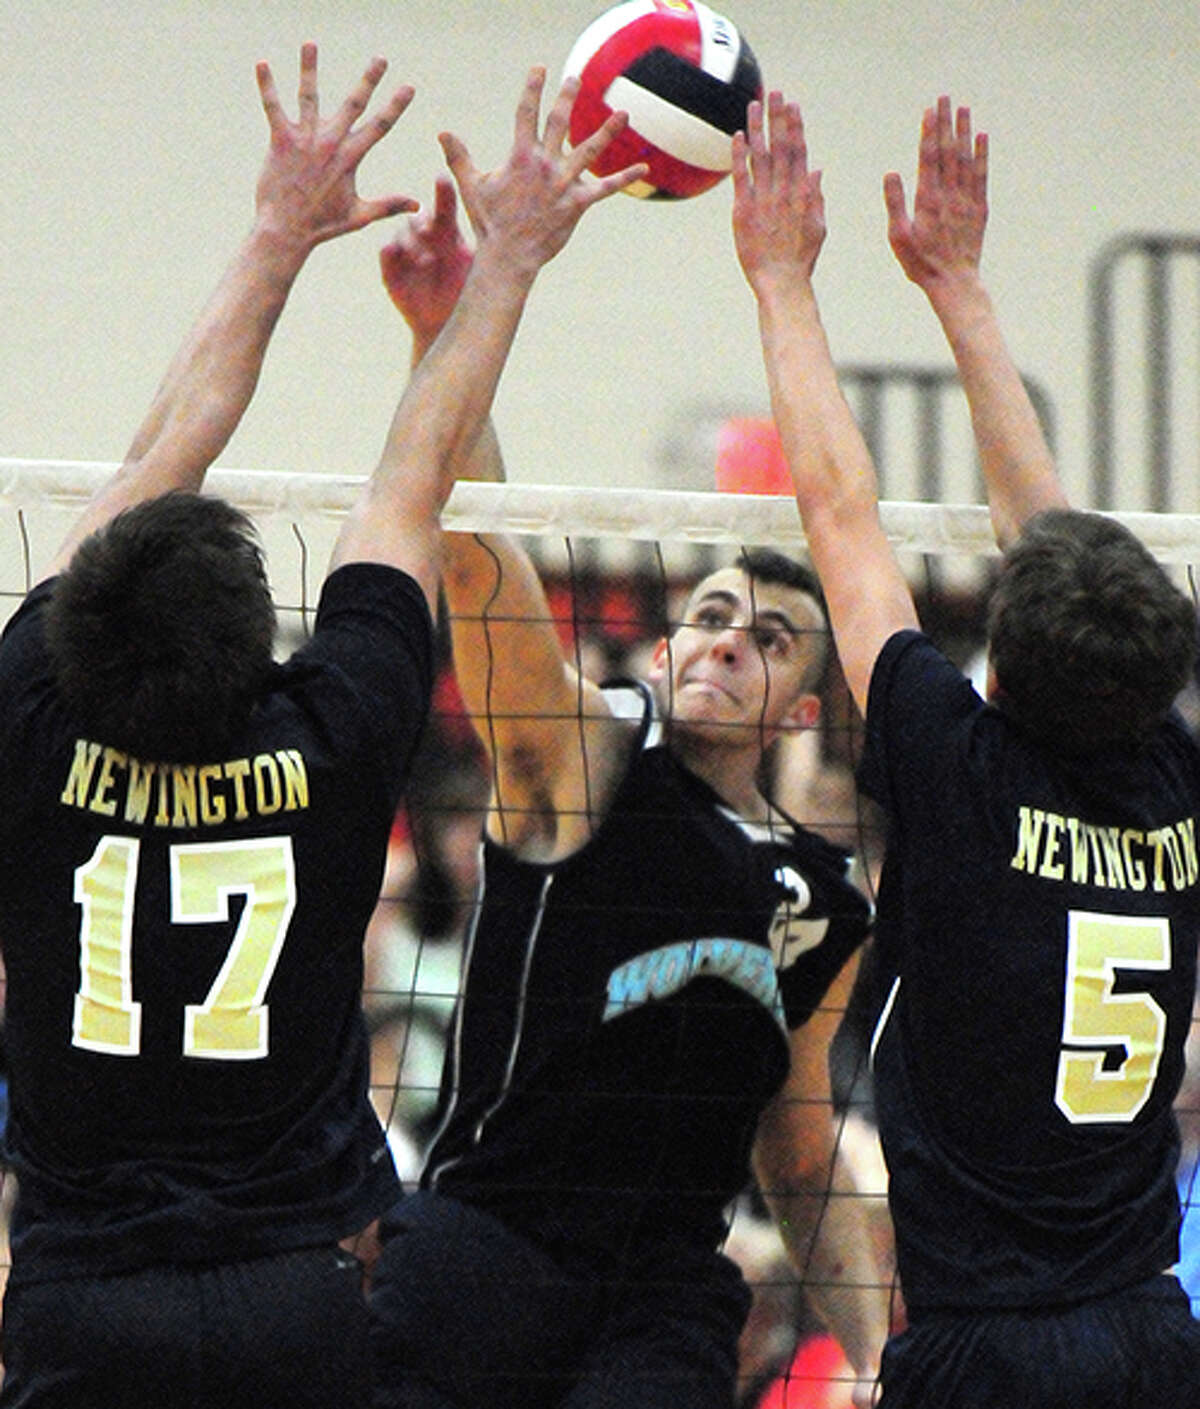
[71,834,295,1061]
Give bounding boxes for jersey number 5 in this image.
[72,834,297,1061]
[1055,909,1170,1124]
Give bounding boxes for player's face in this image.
[649,568,824,746]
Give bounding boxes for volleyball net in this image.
[2,457,1198,1399]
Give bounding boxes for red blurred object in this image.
[756,1333,856,1409]
[715,417,792,495]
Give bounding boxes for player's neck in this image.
[666,728,769,822]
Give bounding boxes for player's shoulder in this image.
[872,628,974,709]
[0,580,58,730]
[298,562,435,685]
[315,560,432,629]
[0,578,55,651]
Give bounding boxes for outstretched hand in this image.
[254,42,418,251]
[438,67,648,281]
[731,92,826,293]
[380,174,473,347]
[884,95,988,290]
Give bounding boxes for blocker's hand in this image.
[884,94,988,293]
[439,67,648,280]
[731,91,826,294]
[380,175,473,349]
[254,41,418,252]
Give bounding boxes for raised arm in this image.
[51,44,416,574]
[331,67,645,626]
[380,173,508,489]
[376,141,641,860]
[884,96,1067,547]
[732,94,918,718]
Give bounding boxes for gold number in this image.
[173,839,296,1060]
[1055,910,1169,1124]
[73,836,142,1055]
[72,836,295,1061]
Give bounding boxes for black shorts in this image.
[369,1190,752,1409]
[0,1244,370,1409]
[879,1275,1200,1409]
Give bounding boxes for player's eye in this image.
[753,626,789,656]
[693,605,729,630]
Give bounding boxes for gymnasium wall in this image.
[2,1,1197,508]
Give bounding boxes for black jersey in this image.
[860,630,1200,1314]
[0,563,433,1284]
[424,683,871,1271]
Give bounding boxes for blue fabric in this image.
[1177,1153,1200,1317]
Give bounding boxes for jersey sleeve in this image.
[290,562,435,806]
[858,628,982,827]
[0,580,55,672]
[0,581,58,773]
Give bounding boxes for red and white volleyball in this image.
[563,1,763,200]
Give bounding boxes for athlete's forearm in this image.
[762,1159,889,1386]
[924,272,1066,547]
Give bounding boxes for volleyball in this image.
[563,1,762,200]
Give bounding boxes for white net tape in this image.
[7,457,1200,566]
[0,456,1181,553]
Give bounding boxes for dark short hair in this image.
[46,493,276,761]
[987,508,1196,751]
[735,546,826,610]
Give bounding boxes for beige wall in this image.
[2,1,1198,509]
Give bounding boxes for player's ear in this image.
[780,691,820,734]
[646,636,671,683]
